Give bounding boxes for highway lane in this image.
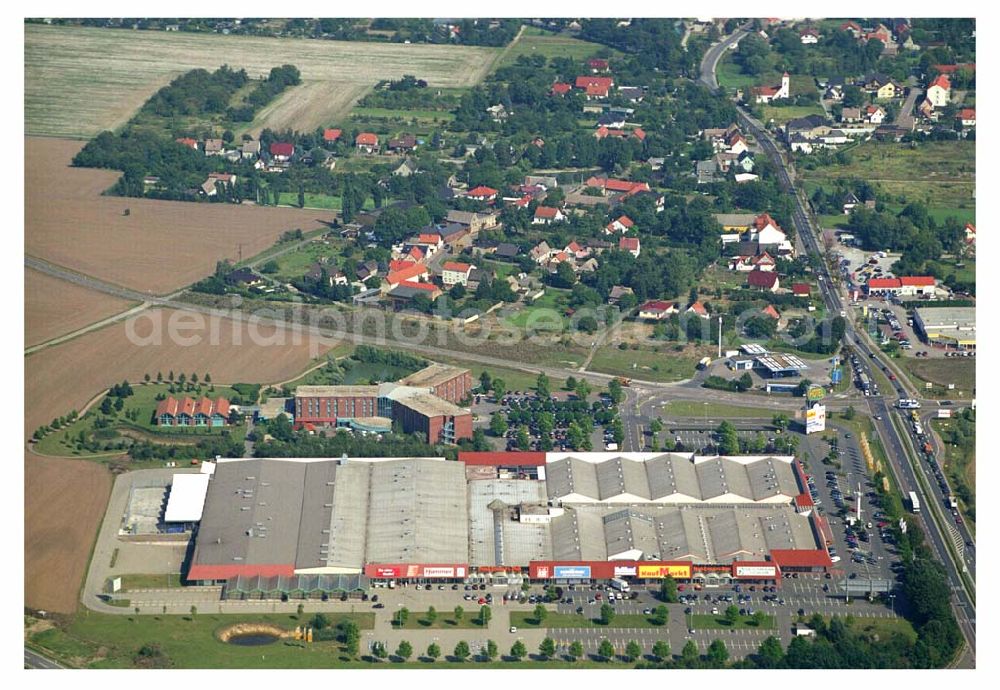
[24,648,65,669]
[701,26,975,661]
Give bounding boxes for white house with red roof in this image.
[383,262,429,291]
[840,21,862,37]
[638,300,678,320]
[727,132,749,155]
[752,73,790,104]
[605,215,635,234]
[761,304,781,320]
[466,185,499,202]
[175,137,199,150]
[965,223,976,245]
[864,105,885,125]
[800,27,819,44]
[441,261,476,287]
[958,108,976,127]
[575,75,615,99]
[927,75,951,107]
[355,132,379,153]
[588,58,609,73]
[323,128,342,144]
[532,206,566,225]
[864,276,937,297]
[747,269,780,292]
[686,301,710,319]
[792,283,811,297]
[269,142,294,161]
[619,236,641,258]
[564,241,591,260]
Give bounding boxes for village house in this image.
[840,107,862,124]
[387,281,442,309]
[575,75,615,99]
[792,283,811,298]
[799,27,819,44]
[241,139,260,159]
[323,128,342,145]
[864,105,886,125]
[605,215,635,234]
[761,304,781,321]
[530,241,553,264]
[532,206,566,225]
[926,74,951,107]
[466,185,499,203]
[355,132,379,154]
[958,108,976,128]
[356,260,380,283]
[226,268,264,288]
[840,21,862,38]
[618,86,645,103]
[383,262,429,292]
[609,285,634,304]
[588,58,609,73]
[842,192,860,214]
[387,134,418,153]
[201,172,237,196]
[441,261,475,287]
[686,301,710,319]
[638,300,678,320]
[486,104,510,122]
[203,138,224,156]
[446,210,498,234]
[176,137,199,150]
[619,236,641,258]
[269,142,294,162]
[550,82,573,96]
[392,159,419,177]
[747,269,780,293]
[305,262,348,286]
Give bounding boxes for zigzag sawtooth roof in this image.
[545,453,799,503]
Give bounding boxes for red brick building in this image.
[398,364,473,403]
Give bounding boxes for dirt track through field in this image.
[26,23,499,137]
[25,137,333,294]
[244,80,373,135]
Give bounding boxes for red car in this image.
[889,374,897,381]
[595,593,602,600]
[478,597,485,605]
[677,584,686,592]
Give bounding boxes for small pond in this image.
[227,633,279,646]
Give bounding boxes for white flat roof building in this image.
[164,473,212,523]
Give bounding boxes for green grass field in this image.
[818,214,851,229]
[29,611,649,668]
[395,611,484,629]
[662,401,769,419]
[509,611,668,630]
[801,141,975,211]
[760,104,826,126]
[588,345,698,383]
[689,613,775,630]
[276,192,377,211]
[351,107,455,123]
[898,357,975,399]
[32,610,375,669]
[498,26,612,67]
[503,289,570,330]
[120,573,187,591]
[883,204,976,226]
[266,240,347,281]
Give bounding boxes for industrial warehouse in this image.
[181,452,831,598]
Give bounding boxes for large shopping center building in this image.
[181,452,831,597]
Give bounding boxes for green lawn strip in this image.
[55,610,374,669]
[588,345,698,383]
[930,419,976,532]
[663,401,770,418]
[509,611,667,629]
[817,214,850,229]
[503,289,570,330]
[119,573,187,591]
[760,104,826,125]
[351,107,455,122]
[689,613,775,630]
[395,613,484,629]
[276,192,377,211]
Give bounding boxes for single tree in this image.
[510,640,527,660]
[660,576,678,603]
[425,606,437,624]
[490,411,508,436]
[454,605,464,622]
[479,370,492,392]
[756,636,784,667]
[491,378,506,399]
[652,605,669,626]
[396,607,409,627]
[565,375,578,391]
[396,640,413,661]
[625,640,642,662]
[539,637,556,659]
[599,603,615,625]
[724,604,740,626]
[651,639,671,661]
[189,605,197,618]
[484,639,498,661]
[707,639,729,666]
[427,642,441,662]
[681,639,699,665]
[296,603,304,619]
[569,640,584,661]
[533,603,548,624]
[156,371,163,383]
[454,640,470,661]
[373,641,388,661]
[144,373,151,383]
[598,639,615,662]
[479,605,492,627]
[752,610,767,628]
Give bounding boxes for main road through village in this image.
[698,28,975,666]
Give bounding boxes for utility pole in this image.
[717,316,722,358]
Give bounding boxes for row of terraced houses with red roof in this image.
[155,397,233,427]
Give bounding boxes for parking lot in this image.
[471,390,619,452]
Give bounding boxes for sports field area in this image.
[25,24,501,137]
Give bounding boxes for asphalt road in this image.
[701,27,975,664]
[24,648,65,669]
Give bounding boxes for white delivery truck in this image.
[610,578,631,593]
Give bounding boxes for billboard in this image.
[534,565,551,579]
[735,565,777,578]
[366,564,467,578]
[805,403,826,434]
[806,385,825,402]
[637,564,692,579]
[614,565,637,577]
[553,566,592,579]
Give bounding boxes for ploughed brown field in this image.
[25,137,333,295]
[25,450,112,614]
[25,307,336,437]
[25,267,137,348]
